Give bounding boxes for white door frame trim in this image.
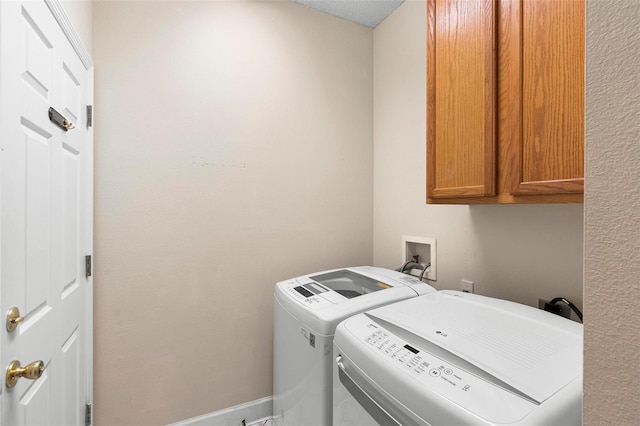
[44,0,93,70]
[44,0,95,420]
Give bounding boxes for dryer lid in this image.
[367,291,583,404]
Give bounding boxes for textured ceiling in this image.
[291,0,405,28]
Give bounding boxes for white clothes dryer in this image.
[273,266,435,426]
[333,291,583,426]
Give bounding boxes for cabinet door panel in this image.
[517,0,584,195]
[427,0,496,199]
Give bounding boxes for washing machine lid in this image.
[274,266,436,335]
[309,269,400,300]
[339,291,582,409]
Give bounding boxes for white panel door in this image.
[0,0,93,425]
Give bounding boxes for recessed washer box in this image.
[402,235,436,281]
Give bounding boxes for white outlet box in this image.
[461,279,474,293]
[401,235,436,281]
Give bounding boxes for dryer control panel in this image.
[342,317,538,424]
[365,328,479,393]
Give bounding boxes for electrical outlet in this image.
[538,298,571,319]
[461,279,474,293]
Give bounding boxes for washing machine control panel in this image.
[345,319,536,422]
[282,271,401,307]
[280,279,338,308]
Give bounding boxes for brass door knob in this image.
[6,360,45,388]
[6,307,25,332]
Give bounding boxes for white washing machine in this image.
[273,266,435,426]
[333,291,583,425]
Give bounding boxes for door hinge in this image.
[85,255,92,278]
[85,403,92,426]
[86,105,93,128]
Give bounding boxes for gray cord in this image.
[396,260,412,272]
[397,261,432,282]
[400,261,423,273]
[419,263,432,281]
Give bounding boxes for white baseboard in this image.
[168,396,273,426]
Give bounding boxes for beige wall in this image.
[372,1,583,308]
[584,0,640,424]
[70,0,640,423]
[92,1,373,424]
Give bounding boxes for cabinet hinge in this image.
[86,105,93,128]
[85,255,92,278]
[85,403,92,426]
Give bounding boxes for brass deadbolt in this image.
[6,307,24,332]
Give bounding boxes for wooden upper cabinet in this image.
[427,0,496,199]
[427,0,585,204]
